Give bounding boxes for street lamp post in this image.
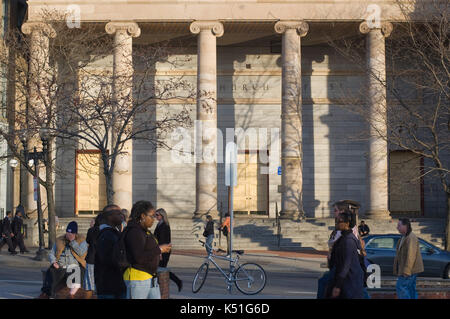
[20,129,49,261]
[9,159,18,212]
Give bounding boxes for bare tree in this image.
[328,0,449,250]
[0,11,193,246]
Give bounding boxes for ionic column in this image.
[275,21,309,220]
[359,21,393,219]
[105,22,141,211]
[190,21,224,219]
[21,22,57,215]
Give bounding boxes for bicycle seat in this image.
[233,250,244,255]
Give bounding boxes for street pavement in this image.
[0,248,327,299]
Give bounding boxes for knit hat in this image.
[66,221,78,234]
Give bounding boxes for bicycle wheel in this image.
[192,263,209,293]
[234,263,266,295]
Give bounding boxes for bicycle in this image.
[192,240,267,295]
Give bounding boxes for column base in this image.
[279,210,304,221]
[363,210,392,220]
[193,209,220,220]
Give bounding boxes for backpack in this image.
[112,227,131,272]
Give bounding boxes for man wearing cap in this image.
[38,221,88,299]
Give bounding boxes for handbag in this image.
[222,226,228,237]
[202,229,208,237]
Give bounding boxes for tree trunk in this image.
[106,172,114,205]
[45,139,56,249]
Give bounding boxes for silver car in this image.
[363,234,450,279]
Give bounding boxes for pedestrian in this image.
[219,213,231,254]
[327,213,365,299]
[38,221,87,299]
[0,211,17,255]
[358,220,370,237]
[203,215,215,255]
[123,200,171,299]
[84,214,102,298]
[154,208,183,292]
[11,208,29,254]
[393,218,424,299]
[318,200,369,299]
[95,205,126,299]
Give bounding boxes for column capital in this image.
[105,21,141,38]
[21,22,56,38]
[274,20,309,37]
[189,21,224,37]
[359,21,393,38]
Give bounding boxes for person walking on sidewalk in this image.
[393,218,424,299]
[203,215,215,254]
[358,221,370,238]
[39,221,88,299]
[219,213,231,255]
[84,214,102,298]
[123,201,171,299]
[0,211,17,255]
[95,205,126,299]
[327,213,365,299]
[154,208,183,292]
[11,209,29,254]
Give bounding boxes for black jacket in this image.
[155,222,171,267]
[11,216,23,236]
[328,230,365,299]
[85,226,99,265]
[94,226,126,296]
[205,221,214,236]
[124,220,161,276]
[2,217,12,236]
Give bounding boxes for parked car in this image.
[362,234,450,279]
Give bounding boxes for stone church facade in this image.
[19,0,447,222]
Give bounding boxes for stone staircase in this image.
[51,217,446,252]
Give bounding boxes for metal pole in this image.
[228,162,234,295]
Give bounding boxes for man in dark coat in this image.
[94,204,126,299]
[328,213,365,299]
[0,211,17,255]
[12,209,29,253]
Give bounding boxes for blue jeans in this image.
[206,235,214,254]
[396,274,418,299]
[125,278,161,299]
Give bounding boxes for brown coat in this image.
[55,235,87,268]
[393,232,424,276]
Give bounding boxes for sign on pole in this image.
[34,177,38,202]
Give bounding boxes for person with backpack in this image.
[123,201,171,299]
[326,213,365,299]
[154,208,183,292]
[94,205,126,299]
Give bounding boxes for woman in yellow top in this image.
[123,201,171,299]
